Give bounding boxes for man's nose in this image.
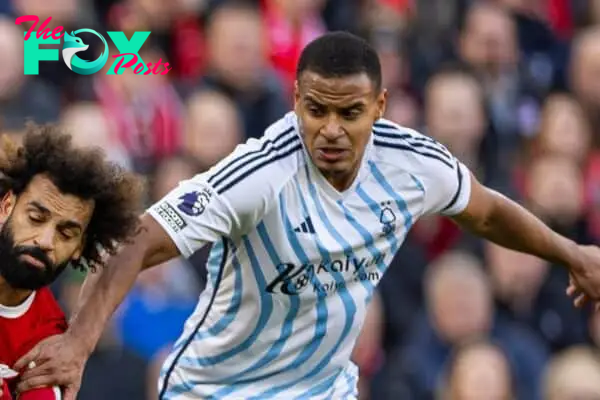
[33,227,55,251]
[320,116,344,141]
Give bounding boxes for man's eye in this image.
[308,106,325,116]
[342,109,361,120]
[61,231,75,240]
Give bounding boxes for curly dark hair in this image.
[0,122,144,271]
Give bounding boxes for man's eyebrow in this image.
[304,96,324,105]
[28,201,50,214]
[29,201,83,231]
[340,102,366,110]
[59,220,83,232]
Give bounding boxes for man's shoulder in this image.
[21,288,67,355]
[0,288,66,366]
[371,119,455,173]
[204,112,305,196]
[31,288,63,313]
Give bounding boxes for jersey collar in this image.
[0,290,36,319]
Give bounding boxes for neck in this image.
[0,276,33,307]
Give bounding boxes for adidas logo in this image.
[294,217,315,234]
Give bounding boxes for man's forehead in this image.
[298,71,376,99]
[21,175,94,223]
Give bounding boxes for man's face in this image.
[0,18,25,99]
[207,8,264,89]
[459,6,517,77]
[571,35,600,109]
[426,75,485,156]
[450,345,512,400]
[0,175,94,290]
[294,71,386,187]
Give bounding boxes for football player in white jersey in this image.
[15,31,600,400]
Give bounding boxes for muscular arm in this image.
[452,173,580,268]
[68,213,179,354]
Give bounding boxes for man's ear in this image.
[294,80,301,113]
[71,233,86,261]
[376,88,388,121]
[0,191,16,223]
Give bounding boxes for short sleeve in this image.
[147,177,234,258]
[420,157,472,216]
[147,122,302,258]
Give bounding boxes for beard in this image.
[0,218,69,290]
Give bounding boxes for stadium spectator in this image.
[59,102,132,170]
[439,340,514,400]
[181,0,289,139]
[262,0,328,93]
[85,45,183,174]
[569,27,600,143]
[395,251,548,399]
[543,346,600,399]
[0,17,62,132]
[486,241,590,352]
[182,90,244,171]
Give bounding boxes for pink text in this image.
[112,53,172,75]
[15,15,64,41]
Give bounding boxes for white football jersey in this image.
[148,112,471,399]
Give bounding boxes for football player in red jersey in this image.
[0,123,143,399]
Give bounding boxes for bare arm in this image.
[68,213,179,354]
[452,173,581,268]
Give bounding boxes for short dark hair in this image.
[296,31,382,92]
[0,122,144,271]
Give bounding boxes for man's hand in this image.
[566,245,600,310]
[13,334,89,400]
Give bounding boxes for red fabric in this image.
[18,387,62,399]
[262,1,327,93]
[1,386,61,399]
[171,16,205,79]
[93,76,182,163]
[1,380,12,399]
[377,0,413,12]
[412,217,463,261]
[0,288,66,399]
[547,0,572,39]
[584,153,600,241]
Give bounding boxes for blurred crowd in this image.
[2,0,600,399]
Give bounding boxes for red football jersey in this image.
[0,287,66,399]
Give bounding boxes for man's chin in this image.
[1,266,55,290]
[1,276,47,291]
[315,159,351,175]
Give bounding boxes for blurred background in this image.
[3,0,600,398]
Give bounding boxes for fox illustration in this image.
[61,30,108,75]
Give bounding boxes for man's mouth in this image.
[316,148,348,162]
[19,254,46,270]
